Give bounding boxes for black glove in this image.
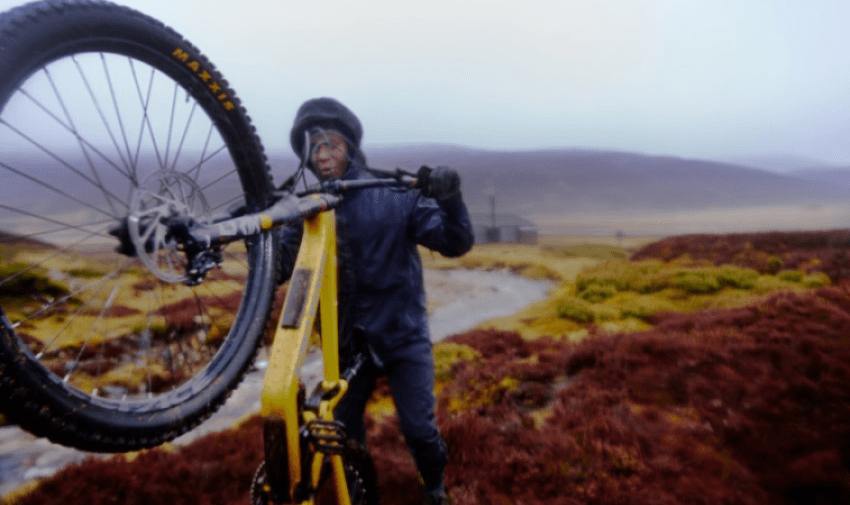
[417,165,461,200]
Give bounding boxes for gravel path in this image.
[0,268,553,497]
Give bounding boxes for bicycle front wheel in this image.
[0,0,278,452]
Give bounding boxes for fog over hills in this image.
[786,168,850,190]
[5,145,848,240]
[270,144,850,217]
[722,154,849,174]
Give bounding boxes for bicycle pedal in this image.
[306,419,347,454]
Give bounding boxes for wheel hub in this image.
[126,170,211,283]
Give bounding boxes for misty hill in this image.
[0,231,50,248]
[5,145,847,230]
[787,167,850,189]
[722,154,844,173]
[318,144,850,216]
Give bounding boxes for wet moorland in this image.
[5,231,850,505]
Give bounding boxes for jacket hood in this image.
[290,97,363,160]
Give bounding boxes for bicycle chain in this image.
[250,462,270,505]
[345,456,368,505]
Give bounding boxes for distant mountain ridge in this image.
[273,144,849,216]
[722,154,847,173]
[787,167,850,189]
[7,144,837,226]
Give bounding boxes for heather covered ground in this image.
[5,231,850,505]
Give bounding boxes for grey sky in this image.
[3,0,849,165]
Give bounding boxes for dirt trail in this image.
[0,268,553,497]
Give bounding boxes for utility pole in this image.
[483,182,497,243]
[489,193,496,230]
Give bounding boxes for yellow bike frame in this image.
[259,207,352,505]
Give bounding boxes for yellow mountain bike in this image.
[0,1,414,503]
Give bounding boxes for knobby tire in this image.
[0,0,277,452]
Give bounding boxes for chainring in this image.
[250,462,273,505]
[249,457,370,505]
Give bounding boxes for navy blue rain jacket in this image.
[278,162,474,364]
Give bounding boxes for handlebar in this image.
[292,175,419,198]
[183,176,419,249]
[116,175,421,285]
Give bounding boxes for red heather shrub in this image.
[447,328,532,359]
[10,417,265,505]
[155,297,205,331]
[560,284,850,504]
[428,285,850,504]
[632,229,850,281]
[365,415,422,505]
[11,284,850,505]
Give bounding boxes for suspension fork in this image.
[260,209,351,505]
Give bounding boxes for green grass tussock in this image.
[567,259,829,325]
[0,263,69,299]
[617,295,677,321]
[576,283,617,303]
[540,243,630,261]
[556,296,596,323]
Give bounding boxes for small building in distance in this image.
[470,213,538,245]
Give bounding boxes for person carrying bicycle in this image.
[278,97,473,505]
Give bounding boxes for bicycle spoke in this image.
[11,85,132,179]
[169,101,199,173]
[73,55,131,178]
[194,272,245,327]
[38,274,132,394]
[186,123,216,184]
[0,222,115,292]
[0,159,118,221]
[128,59,155,183]
[0,202,115,240]
[99,53,137,179]
[137,67,167,172]
[1,110,134,208]
[1,123,129,209]
[0,217,114,245]
[164,82,178,169]
[64,279,122,382]
[16,255,135,332]
[199,148,240,189]
[43,65,124,219]
[210,193,247,215]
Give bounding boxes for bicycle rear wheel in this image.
[0,0,277,452]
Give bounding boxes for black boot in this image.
[422,485,450,505]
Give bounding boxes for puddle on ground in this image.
[424,268,553,341]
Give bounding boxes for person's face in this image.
[310,131,349,179]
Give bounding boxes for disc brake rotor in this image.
[128,170,211,283]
